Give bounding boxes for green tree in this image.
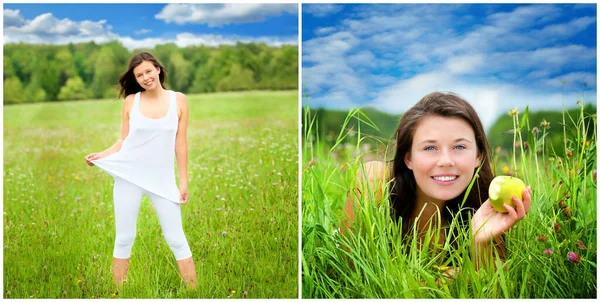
[58,76,90,101]
[169,50,192,92]
[4,77,26,104]
[217,63,255,91]
[4,55,16,79]
[25,74,48,103]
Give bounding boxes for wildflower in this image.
[523,142,529,151]
[308,159,316,167]
[221,231,227,237]
[565,194,571,199]
[231,290,236,294]
[112,292,117,297]
[558,200,566,208]
[509,109,519,116]
[554,223,561,233]
[243,291,248,298]
[502,166,509,174]
[576,240,587,250]
[567,252,580,263]
[77,279,82,284]
[536,235,547,242]
[543,249,554,256]
[109,215,113,219]
[532,127,539,137]
[541,120,550,129]
[566,150,572,157]
[563,207,572,218]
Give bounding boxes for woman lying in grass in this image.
[343,92,532,271]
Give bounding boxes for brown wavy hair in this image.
[389,92,494,234]
[118,52,167,99]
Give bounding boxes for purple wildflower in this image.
[567,252,580,263]
[543,249,554,256]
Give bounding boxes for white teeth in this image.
[433,176,457,182]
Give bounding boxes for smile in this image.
[432,175,458,182]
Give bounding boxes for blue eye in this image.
[455,145,466,150]
[425,146,435,151]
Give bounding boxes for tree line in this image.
[4,40,298,104]
[303,102,596,156]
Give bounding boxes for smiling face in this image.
[404,115,482,204]
[133,60,160,91]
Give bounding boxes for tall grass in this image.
[302,99,596,298]
[4,91,298,298]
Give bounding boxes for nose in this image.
[437,149,455,167]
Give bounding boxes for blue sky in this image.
[302,4,597,130]
[3,4,298,49]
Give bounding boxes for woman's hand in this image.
[179,184,189,204]
[472,186,532,244]
[85,152,104,166]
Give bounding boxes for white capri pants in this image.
[112,177,192,260]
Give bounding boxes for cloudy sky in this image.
[3,4,298,49]
[302,4,597,130]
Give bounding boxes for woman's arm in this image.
[175,92,189,202]
[101,95,133,156]
[471,187,531,270]
[86,95,133,165]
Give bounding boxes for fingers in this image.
[504,202,519,221]
[512,195,526,220]
[522,186,532,213]
[180,193,189,204]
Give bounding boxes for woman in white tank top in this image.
[84,52,197,289]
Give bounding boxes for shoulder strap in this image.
[170,90,177,118]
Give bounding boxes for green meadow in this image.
[302,99,597,298]
[4,90,298,298]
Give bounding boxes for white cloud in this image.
[444,54,485,74]
[314,26,336,36]
[4,11,297,50]
[303,4,343,17]
[486,4,562,30]
[303,4,596,114]
[541,72,596,89]
[347,50,377,68]
[155,4,297,27]
[134,28,151,35]
[4,9,25,27]
[369,71,587,130]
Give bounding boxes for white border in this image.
[297,2,303,299]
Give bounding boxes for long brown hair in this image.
[389,92,494,234]
[118,52,167,99]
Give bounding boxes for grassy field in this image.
[3,90,298,298]
[302,100,597,298]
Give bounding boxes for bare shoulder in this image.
[123,94,135,112]
[356,161,390,185]
[175,91,188,104]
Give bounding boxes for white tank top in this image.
[92,90,181,204]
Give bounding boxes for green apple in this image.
[488,176,526,213]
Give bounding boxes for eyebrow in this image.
[135,69,151,76]
[418,138,473,145]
